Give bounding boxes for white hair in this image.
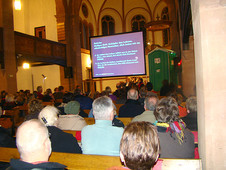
[38,106,59,126]
[16,119,51,159]
[5,94,15,102]
[127,89,138,100]
[93,96,113,120]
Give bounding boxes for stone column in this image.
[191,0,226,169]
[55,0,83,91]
[64,0,82,90]
[0,0,17,93]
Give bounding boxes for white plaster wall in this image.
[17,65,61,92]
[13,0,57,41]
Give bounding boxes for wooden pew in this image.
[83,109,90,115]
[84,118,95,125]
[4,108,20,125]
[84,117,132,126]
[117,117,132,126]
[0,147,202,170]
[114,103,123,115]
[42,101,54,106]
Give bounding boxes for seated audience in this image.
[137,77,144,89]
[108,121,160,170]
[57,101,87,130]
[0,90,7,107]
[37,86,44,100]
[56,92,74,112]
[160,80,171,96]
[53,85,64,100]
[15,93,25,106]
[146,82,157,95]
[42,88,55,102]
[138,88,146,106]
[169,93,187,117]
[74,89,93,110]
[182,96,198,131]
[2,94,16,110]
[132,96,158,124]
[25,99,43,121]
[118,88,144,117]
[113,83,121,98]
[7,119,66,169]
[154,97,194,158]
[105,86,117,101]
[38,106,82,153]
[88,103,124,128]
[82,96,123,156]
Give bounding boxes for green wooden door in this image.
[148,50,169,91]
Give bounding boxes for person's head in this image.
[144,96,158,111]
[58,86,64,92]
[139,88,146,99]
[45,88,52,95]
[186,96,197,114]
[162,80,169,86]
[28,99,43,115]
[74,88,82,96]
[1,90,7,98]
[120,122,160,170]
[5,94,15,103]
[37,86,43,93]
[105,86,112,95]
[146,82,153,91]
[154,97,180,124]
[54,87,58,93]
[62,92,74,103]
[64,101,80,115]
[19,90,24,95]
[38,106,59,126]
[93,96,114,120]
[116,83,121,89]
[139,77,143,83]
[16,119,51,163]
[127,88,138,100]
[76,85,81,90]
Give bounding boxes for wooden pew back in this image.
[84,117,132,126]
[0,147,202,170]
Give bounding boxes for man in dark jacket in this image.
[118,88,144,117]
[7,119,66,170]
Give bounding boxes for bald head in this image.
[16,119,51,162]
[127,89,138,100]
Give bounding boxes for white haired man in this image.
[132,96,158,123]
[81,96,123,156]
[118,88,144,117]
[7,119,66,169]
[38,106,82,153]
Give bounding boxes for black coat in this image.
[7,159,66,170]
[118,99,144,117]
[47,126,82,153]
[182,113,198,131]
[0,127,16,148]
